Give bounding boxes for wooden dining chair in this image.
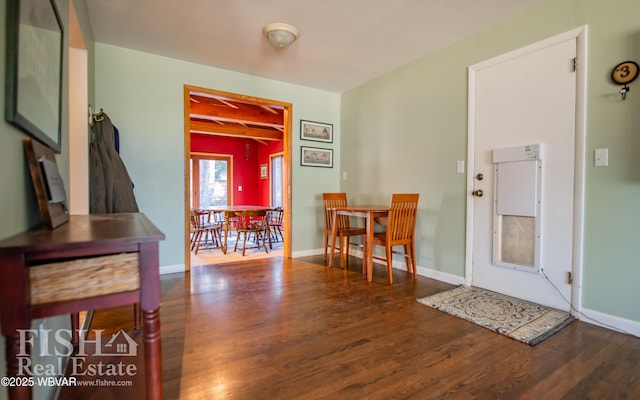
[267,207,284,243]
[233,210,271,256]
[190,210,222,254]
[372,193,419,284]
[322,193,366,268]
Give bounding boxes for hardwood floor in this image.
[58,256,640,399]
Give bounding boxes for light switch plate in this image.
[456,160,465,174]
[594,148,608,167]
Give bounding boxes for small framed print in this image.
[260,163,268,179]
[300,120,333,143]
[300,146,333,168]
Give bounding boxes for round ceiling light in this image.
[263,23,299,48]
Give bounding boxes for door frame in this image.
[464,26,588,314]
[183,85,292,270]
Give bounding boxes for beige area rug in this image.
[417,285,575,345]
[191,236,283,266]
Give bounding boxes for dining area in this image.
[188,191,419,284]
[323,192,420,284]
[189,205,284,262]
[188,121,286,265]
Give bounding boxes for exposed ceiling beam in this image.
[215,98,239,109]
[190,91,284,110]
[259,104,278,114]
[190,102,283,127]
[190,120,283,141]
[191,114,283,130]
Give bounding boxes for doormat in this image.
[417,285,574,345]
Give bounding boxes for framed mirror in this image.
[5,0,64,153]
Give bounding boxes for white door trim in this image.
[465,26,588,316]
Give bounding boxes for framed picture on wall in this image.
[260,163,268,179]
[300,146,333,168]
[5,0,64,153]
[300,120,333,143]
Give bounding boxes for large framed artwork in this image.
[300,120,333,143]
[300,146,333,168]
[5,0,64,153]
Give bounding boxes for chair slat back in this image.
[211,211,225,224]
[190,210,199,229]
[386,194,419,243]
[234,210,267,230]
[268,208,284,224]
[322,193,350,231]
[190,210,209,230]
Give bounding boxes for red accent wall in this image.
[258,140,284,205]
[191,134,282,206]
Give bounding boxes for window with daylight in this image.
[271,154,283,208]
[190,154,231,209]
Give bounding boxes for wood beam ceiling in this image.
[189,93,284,142]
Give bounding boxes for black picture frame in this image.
[5,0,64,153]
[300,146,333,168]
[300,120,333,143]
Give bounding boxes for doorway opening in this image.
[184,85,292,269]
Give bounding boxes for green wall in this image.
[93,44,341,267]
[580,0,640,324]
[0,1,95,398]
[2,1,639,396]
[342,0,640,323]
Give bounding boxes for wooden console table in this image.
[0,213,165,400]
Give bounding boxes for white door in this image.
[468,32,583,311]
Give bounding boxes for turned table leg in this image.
[5,332,31,400]
[143,308,162,400]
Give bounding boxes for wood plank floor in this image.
[58,256,640,399]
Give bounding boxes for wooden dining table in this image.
[206,205,275,254]
[328,206,389,282]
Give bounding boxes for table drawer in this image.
[28,252,140,305]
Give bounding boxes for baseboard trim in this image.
[160,264,185,275]
[344,248,465,286]
[578,307,640,338]
[415,266,466,286]
[292,249,324,258]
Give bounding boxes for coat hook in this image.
[620,85,630,101]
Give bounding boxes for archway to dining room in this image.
[183,85,292,270]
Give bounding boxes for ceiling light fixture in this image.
[263,23,299,48]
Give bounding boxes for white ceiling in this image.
[86,0,547,93]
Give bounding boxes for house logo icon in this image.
[98,329,138,357]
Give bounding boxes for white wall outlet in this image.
[594,148,608,167]
[456,160,465,174]
[238,185,243,191]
